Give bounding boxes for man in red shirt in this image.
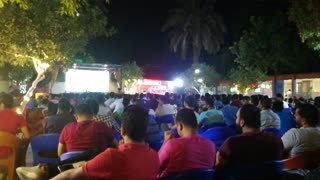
[0,93,30,139]
[51,105,160,180]
[158,108,216,178]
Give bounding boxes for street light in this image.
[195,69,200,74]
[197,78,203,83]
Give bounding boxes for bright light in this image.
[195,69,200,74]
[197,78,203,83]
[261,84,266,88]
[174,78,183,87]
[66,69,109,92]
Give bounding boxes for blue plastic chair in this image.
[156,114,175,124]
[113,131,121,142]
[283,108,292,113]
[158,168,215,180]
[148,140,163,152]
[149,114,156,121]
[60,151,84,161]
[30,133,60,165]
[217,160,284,180]
[200,127,236,150]
[199,122,226,132]
[262,128,283,137]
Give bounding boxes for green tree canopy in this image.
[0,0,113,69]
[162,0,226,63]
[180,63,220,91]
[288,0,320,52]
[230,14,311,76]
[122,61,143,91]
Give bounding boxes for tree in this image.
[229,66,268,94]
[122,61,143,93]
[0,0,112,112]
[180,63,220,94]
[162,0,226,63]
[230,14,311,76]
[288,0,320,52]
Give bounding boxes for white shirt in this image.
[98,104,111,116]
[155,104,176,117]
[260,109,281,129]
[104,98,115,107]
[282,127,320,157]
[109,98,124,113]
[283,101,289,108]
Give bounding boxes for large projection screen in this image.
[66,69,109,93]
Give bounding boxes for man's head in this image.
[294,104,319,127]
[204,97,214,109]
[121,105,149,142]
[75,103,94,121]
[0,93,14,110]
[272,101,284,112]
[175,108,198,137]
[86,98,99,115]
[276,93,284,101]
[184,95,195,109]
[259,97,272,110]
[58,98,71,113]
[236,104,261,129]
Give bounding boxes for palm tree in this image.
[162,0,226,63]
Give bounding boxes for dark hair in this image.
[176,108,198,128]
[222,97,230,105]
[121,105,149,142]
[47,102,58,115]
[75,103,93,115]
[251,95,259,106]
[239,104,261,128]
[0,93,14,108]
[314,97,320,108]
[150,99,158,110]
[297,104,319,126]
[205,97,214,108]
[58,98,71,112]
[159,95,168,104]
[272,101,284,112]
[184,95,195,107]
[86,99,99,115]
[259,97,272,109]
[276,93,284,99]
[96,94,105,105]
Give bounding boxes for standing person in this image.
[158,109,215,178]
[184,95,200,122]
[50,105,160,180]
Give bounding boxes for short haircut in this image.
[239,104,261,128]
[272,101,284,112]
[297,104,319,126]
[251,95,259,106]
[259,97,272,109]
[121,105,149,142]
[159,95,168,104]
[86,99,99,115]
[150,99,158,110]
[0,93,14,108]
[75,103,93,116]
[184,95,195,107]
[314,96,320,108]
[205,97,214,108]
[58,98,71,112]
[175,108,198,128]
[47,101,58,115]
[276,93,284,99]
[222,97,230,105]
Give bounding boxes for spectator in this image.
[199,97,224,127]
[146,100,161,142]
[259,97,280,130]
[158,108,215,178]
[282,104,320,157]
[184,95,200,123]
[272,101,296,135]
[220,96,238,126]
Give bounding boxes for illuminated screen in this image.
[66,69,109,92]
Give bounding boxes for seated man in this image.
[259,97,281,130]
[282,104,320,157]
[158,108,215,178]
[50,105,160,179]
[216,104,283,170]
[199,97,224,127]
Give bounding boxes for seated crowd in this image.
[0,91,320,179]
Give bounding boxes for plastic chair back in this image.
[262,128,283,137]
[218,160,284,180]
[200,127,236,150]
[149,114,156,121]
[158,168,215,180]
[156,115,175,124]
[283,149,320,170]
[30,133,60,165]
[60,151,84,161]
[284,108,292,113]
[0,131,21,180]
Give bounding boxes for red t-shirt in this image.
[158,134,216,177]
[0,109,26,156]
[219,132,284,167]
[59,120,114,152]
[83,143,160,180]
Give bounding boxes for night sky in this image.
[88,0,288,80]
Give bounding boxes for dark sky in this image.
[88,0,288,80]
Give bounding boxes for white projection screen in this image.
[66,69,109,93]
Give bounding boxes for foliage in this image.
[230,14,311,75]
[229,66,268,93]
[288,0,320,52]
[0,0,113,70]
[162,0,226,63]
[8,64,34,83]
[180,63,220,90]
[122,61,143,81]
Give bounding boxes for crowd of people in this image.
[0,91,320,179]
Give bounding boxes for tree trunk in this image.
[49,66,59,93]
